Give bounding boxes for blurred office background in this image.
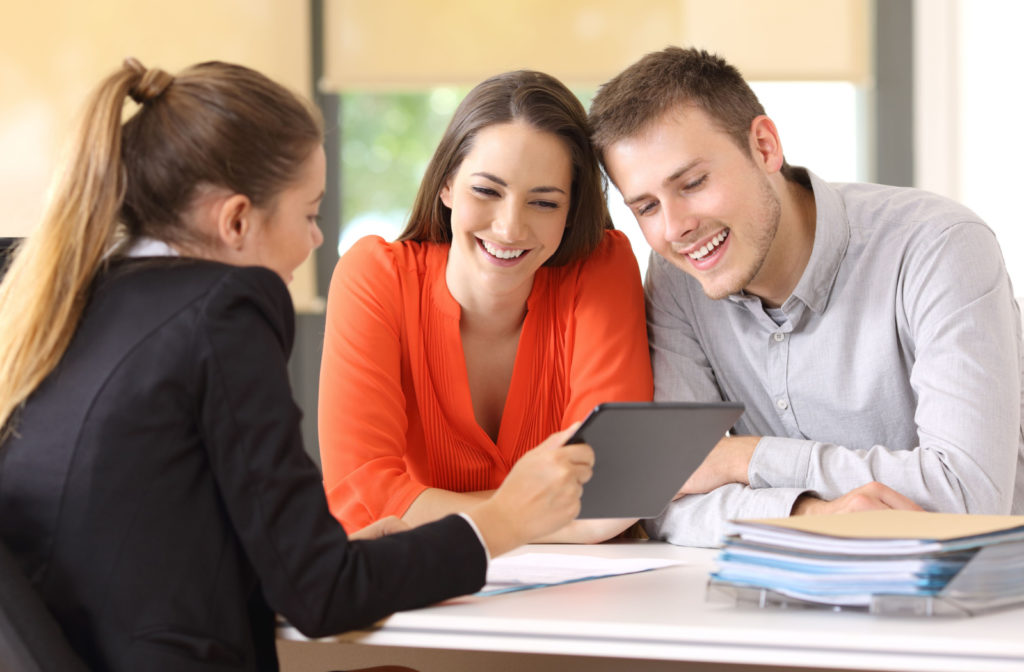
[2,0,1021,462]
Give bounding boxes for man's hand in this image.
[674,435,759,498]
[791,481,923,515]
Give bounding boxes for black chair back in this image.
[0,540,88,672]
[0,237,88,669]
[0,238,18,280]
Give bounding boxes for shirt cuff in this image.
[457,512,491,565]
[648,486,810,547]
[748,436,815,489]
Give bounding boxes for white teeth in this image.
[481,239,526,260]
[688,231,728,260]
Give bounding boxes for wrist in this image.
[729,435,759,485]
[791,493,822,516]
[466,499,521,558]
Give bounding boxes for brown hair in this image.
[0,58,322,440]
[590,47,796,178]
[399,70,612,267]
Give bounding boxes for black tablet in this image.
[568,401,744,519]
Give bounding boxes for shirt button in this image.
[777,398,789,411]
[773,332,786,342]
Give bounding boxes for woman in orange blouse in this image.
[319,70,653,542]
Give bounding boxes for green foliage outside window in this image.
[336,88,468,253]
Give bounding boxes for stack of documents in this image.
[708,510,1024,615]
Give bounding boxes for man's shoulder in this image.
[822,181,1008,310]
[831,181,986,237]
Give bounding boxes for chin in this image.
[697,272,747,301]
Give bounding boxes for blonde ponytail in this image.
[0,61,144,439]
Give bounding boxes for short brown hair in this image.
[399,70,611,267]
[590,47,766,163]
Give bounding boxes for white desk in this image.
[278,541,1024,672]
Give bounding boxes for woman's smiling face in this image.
[441,120,572,303]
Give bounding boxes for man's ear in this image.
[748,115,785,174]
[215,194,254,251]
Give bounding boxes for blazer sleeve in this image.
[196,267,486,637]
[318,237,428,531]
[562,230,654,425]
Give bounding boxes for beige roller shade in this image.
[322,0,871,90]
[1,0,321,309]
[682,0,872,82]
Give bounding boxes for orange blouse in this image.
[318,229,653,531]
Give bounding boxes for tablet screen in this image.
[568,401,744,519]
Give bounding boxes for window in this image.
[336,88,466,257]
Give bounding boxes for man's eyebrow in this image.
[623,159,702,206]
[663,159,702,187]
[472,172,567,195]
[624,192,650,206]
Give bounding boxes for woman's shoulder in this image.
[532,230,642,311]
[103,258,293,337]
[338,235,444,272]
[333,235,447,292]
[67,260,294,383]
[565,229,641,280]
[342,234,395,261]
[105,257,285,303]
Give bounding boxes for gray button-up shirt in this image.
[646,169,1024,547]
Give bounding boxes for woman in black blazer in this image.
[0,59,593,672]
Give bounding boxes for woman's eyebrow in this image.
[471,172,566,194]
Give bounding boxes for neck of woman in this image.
[457,290,529,340]
[445,252,534,339]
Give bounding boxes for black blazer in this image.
[0,258,486,672]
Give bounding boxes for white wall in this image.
[914,0,1024,292]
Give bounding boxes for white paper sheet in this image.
[479,553,683,595]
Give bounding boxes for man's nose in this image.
[662,200,698,242]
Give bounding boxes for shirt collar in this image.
[787,170,850,314]
[725,169,848,315]
[122,236,180,258]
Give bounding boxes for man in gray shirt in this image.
[590,47,1024,547]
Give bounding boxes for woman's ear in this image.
[439,180,453,209]
[215,194,254,250]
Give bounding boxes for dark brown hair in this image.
[590,47,795,178]
[0,58,322,439]
[399,70,612,267]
